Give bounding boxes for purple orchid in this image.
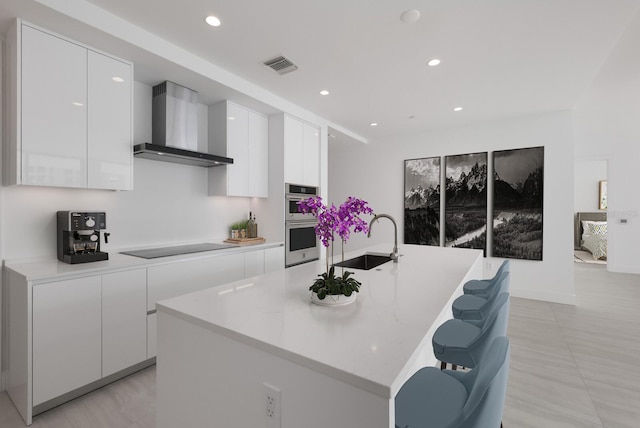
[297,196,374,248]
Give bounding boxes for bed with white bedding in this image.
[575,212,607,260]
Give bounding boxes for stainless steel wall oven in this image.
[285,184,320,267]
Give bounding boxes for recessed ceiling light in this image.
[72,102,84,107]
[228,116,236,120]
[427,59,441,67]
[453,107,463,112]
[205,15,221,27]
[400,9,421,24]
[112,76,124,83]
[320,90,330,96]
[370,122,379,127]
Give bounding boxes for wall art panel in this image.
[404,157,440,246]
[444,152,488,254]
[492,146,544,260]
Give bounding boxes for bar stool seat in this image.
[396,336,511,428]
[432,319,482,368]
[453,271,509,322]
[463,260,510,297]
[395,366,467,428]
[433,293,510,370]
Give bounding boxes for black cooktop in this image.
[121,243,235,259]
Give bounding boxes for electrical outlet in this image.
[263,382,281,428]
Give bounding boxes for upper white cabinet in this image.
[283,114,320,187]
[5,20,133,190]
[19,23,88,188]
[208,101,268,197]
[88,51,133,190]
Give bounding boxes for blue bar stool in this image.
[453,271,510,323]
[463,260,510,297]
[396,336,510,428]
[433,293,510,370]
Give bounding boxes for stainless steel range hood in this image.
[133,81,233,167]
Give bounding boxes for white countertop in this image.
[3,241,283,282]
[156,244,482,399]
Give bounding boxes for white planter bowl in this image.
[311,292,357,306]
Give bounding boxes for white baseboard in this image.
[510,288,576,305]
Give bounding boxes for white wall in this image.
[574,160,607,213]
[329,111,576,304]
[573,10,640,274]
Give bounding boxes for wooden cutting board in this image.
[223,237,266,246]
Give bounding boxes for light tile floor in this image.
[1,263,638,427]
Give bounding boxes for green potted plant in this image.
[230,219,249,239]
[297,196,374,306]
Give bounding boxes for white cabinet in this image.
[265,246,285,273]
[146,252,245,358]
[6,20,133,190]
[147,313,157,360]
[244,250,265,278]
[283,114,320,187]
[208,101,269,197]
[88,51,133,190]
[102,269,147,377]
[32,276,102,406]
[20,23,88,188]
[147,253,245,312]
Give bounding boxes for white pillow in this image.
[581,220,607,235]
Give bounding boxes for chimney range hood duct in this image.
[133,81,233,167]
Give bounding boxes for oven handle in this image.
[285,220,318,227]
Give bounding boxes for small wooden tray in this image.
[223,237,266,246]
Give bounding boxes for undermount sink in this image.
[333,253,392,270]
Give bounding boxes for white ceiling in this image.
[2,0,640,141]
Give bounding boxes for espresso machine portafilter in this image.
[57,211,109,264]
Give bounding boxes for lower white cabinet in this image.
[102,269,147,377]
[32,276,102,406]
[5,244,283,424]
[265,246,285,273]
[244,250,265,278]
[147,313,157,359]
[147,252,245,311]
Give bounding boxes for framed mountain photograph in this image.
[444,152,488,254]
[404,157,441,246]
[492,146,544,260]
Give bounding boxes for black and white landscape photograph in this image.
[444,152,487,253]
[404,157,440,246]
[493,146,544,260]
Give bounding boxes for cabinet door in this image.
[226,103,250,196]
[244,250,265,278]
[147,313,157,359]
[102,269,147,377]
[265,246,285,274]
[33,276,101,405]
[147,253,245,311]
[283,115,303,184]
[88,51,133,190]
[21,24,87,188]
[303,123,320,187]
[248,111,269,197]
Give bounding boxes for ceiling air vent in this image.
[263,55,298,75]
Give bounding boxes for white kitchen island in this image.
[156,244,482,428]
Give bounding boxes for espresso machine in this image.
[57,211,109,264]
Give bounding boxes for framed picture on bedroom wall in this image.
[599,180,607,210]
[444,152,488,254]
[404,157,441,246]
[492,146,544,261]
